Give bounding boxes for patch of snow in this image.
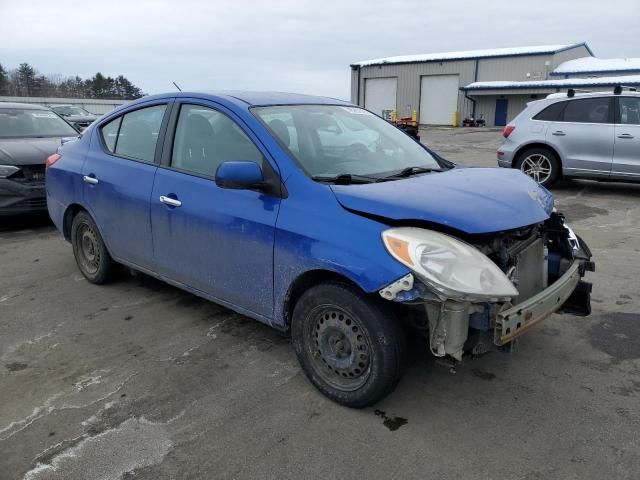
[353,44,573,67]
[22,417,172,480]
[463,74,640,90]
[553,57,640,75]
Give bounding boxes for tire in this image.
[71,210,117,284]
[291,282,407,408]
[515,147,561,187]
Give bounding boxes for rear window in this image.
[0,108,78,138]
[533,102,566,121]
[99,104,167,162]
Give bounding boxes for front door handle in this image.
[617,133,634,139]
[83,175,99,185]
[552,131,566,136]
[159,195,182,208]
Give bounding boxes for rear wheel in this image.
[515,147,560,187]
[291,283,406,408]
[71,211,117,284]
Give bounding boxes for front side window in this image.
[618,97,640,125]
[101,104,166,162]
[563,98,611,124]
[253,105,441,178]
[0,108,78,138]
[171,104,263,177]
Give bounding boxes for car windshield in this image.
[52,105,91,116]
[0,108,78,138]
[253,105,442,179]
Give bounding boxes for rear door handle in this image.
[617,133,634,139]
[83,175,99,185]
[552,131,566,136]
[159,195,182,208]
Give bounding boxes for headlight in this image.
[0,165,20,178]
[382,227,519,301]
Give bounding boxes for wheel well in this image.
[512,143,561,169]
[62,204,85,241]
[283,270,361,331]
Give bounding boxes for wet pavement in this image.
[1,128,639,479]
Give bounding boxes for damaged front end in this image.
[379,212,594,362]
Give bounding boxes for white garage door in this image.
[420,75,459,125]
[364,78,397,117]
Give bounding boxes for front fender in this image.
[272,176,409,327]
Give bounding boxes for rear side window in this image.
[618,97,640,125]
[99,104,167,162]
[533,102,566,121]
[100,117,121,152]
[171,104,263,177]
[563,98,611,124]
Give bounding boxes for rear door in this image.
[545,97,614,178]
[82,100,171,270]
[612,96,640,179]
[150,100,280,318]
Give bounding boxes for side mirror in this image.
[215,161,264,190]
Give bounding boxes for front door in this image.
[612,96,640,180]
[150,101,280,318]
[546,96,614,178]
[494,98,508,126]
[82,102,169,269]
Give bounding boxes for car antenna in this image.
[172,81,182,92]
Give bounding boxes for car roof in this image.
[127,91,353,108]
[546,91,640,100]
[0,102,50,110]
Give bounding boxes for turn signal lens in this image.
[46,153,62,169]
[385,236,413,266]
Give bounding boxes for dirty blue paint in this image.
[47,91,554,329]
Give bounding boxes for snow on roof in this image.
[352,44,579,67]
[552,57,640,75]
[462,74,640,91]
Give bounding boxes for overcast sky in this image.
[1,0,638,99]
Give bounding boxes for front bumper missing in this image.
[494,260,582,346]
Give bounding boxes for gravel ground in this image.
[1,127,639,480]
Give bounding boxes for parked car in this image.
[46,92,593,407]
[0,102,78,216]
[50,105,98,131]
[497,89,640,187]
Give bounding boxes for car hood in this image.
[0,138,63,166]
[330,167,554,234]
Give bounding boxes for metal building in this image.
[350,43,593,127]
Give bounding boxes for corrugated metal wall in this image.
[351,45,595,126]
[353,59,476,122]
[551,45,592,70]
[0,96,127,115]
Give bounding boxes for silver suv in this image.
[497,88,640,187]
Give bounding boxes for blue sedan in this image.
[45,92,593,407]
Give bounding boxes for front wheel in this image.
[291,283,406,408]
[71,210,117,284]
[515,147,560,187]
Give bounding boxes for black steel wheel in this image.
[292,283,406,408]
[71,210,117,284]
[306,306,372,391]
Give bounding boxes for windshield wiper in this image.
[380,166,442,180]
[311,174,379,185]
